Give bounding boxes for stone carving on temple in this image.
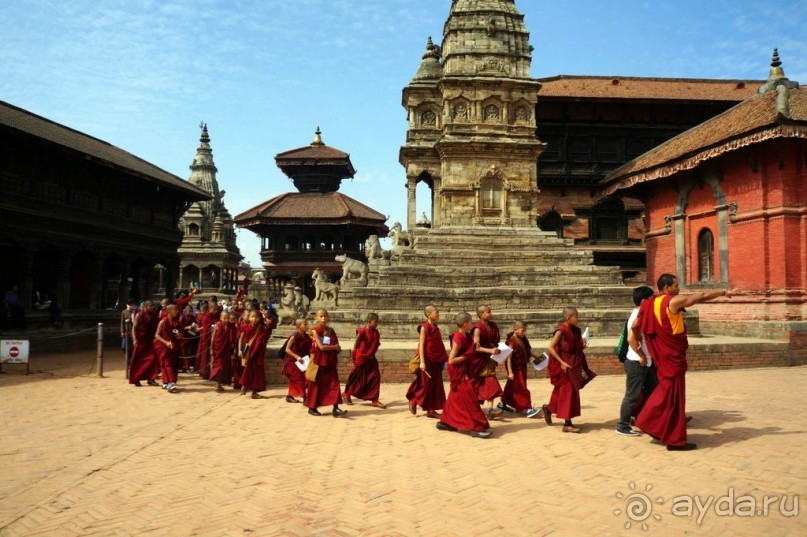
[335,254,369,287]
[365,235,391,261]
[312,268,339,305]
[387,222,413,257]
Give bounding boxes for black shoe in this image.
[308,408,322,416]
[666,443,697,451]
[332,408,348,417]
[147,380,158,386]
[615,425,641,437]
[133,381,142,387]
[436,421,457,432]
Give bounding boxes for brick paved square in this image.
[1,351,804,536]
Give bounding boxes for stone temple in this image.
[330,0,638,338]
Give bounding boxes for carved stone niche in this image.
[450,98,471,122]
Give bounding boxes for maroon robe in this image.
[239,321,271,393]
[282,331,311,398]
[635,294,690,447]
[344,326,382,402]
[209,321,236,385]
[178,311,198,371]
[440,331,490,432]
[306,325,342,408]
[128,310,159,384]
[153,317,180,385]
[195,312,217,378]
[473,320,503,401]
[406,321,447,412]
[232,320,248,390]
[502,332,533,412]
[546,323,592,420]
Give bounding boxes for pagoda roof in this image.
[537,75,763,102]
[0,100,209,200]
[602,86,807,195]
[234,191,387,228]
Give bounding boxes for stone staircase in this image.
[317,226,662,340]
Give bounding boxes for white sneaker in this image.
[167,383,177,393]
[470,430,492,438]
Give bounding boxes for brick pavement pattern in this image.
[0,351,804,536]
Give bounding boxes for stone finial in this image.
[312,126,323,146]
[199,122,209,143]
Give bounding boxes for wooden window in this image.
[698,228,714,282]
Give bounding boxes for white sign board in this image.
[1,340,30,363]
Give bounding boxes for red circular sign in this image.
[9,347,19,358]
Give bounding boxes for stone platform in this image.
[328,226,650,339]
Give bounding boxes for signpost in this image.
[1,339,30,374]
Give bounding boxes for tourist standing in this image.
[615,286,658,437]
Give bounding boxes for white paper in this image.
[295,355,310,372]
[491,343,512,364]
[582,327,591,345]
[322,336,331,345]
[531,352,549,372]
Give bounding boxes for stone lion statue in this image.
[387,222,413,255]
[335,254,368,286]
[312,269,339,305]
[364,234,391,260]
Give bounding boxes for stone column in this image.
[407,177,417,231]
[672,214,687,285]
[178,265,184,290]
[20,250,35,311]
[715,204,730,284]
[165,262,178,299]
[432,177,442,228]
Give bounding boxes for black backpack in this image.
[615,321,629,363]
[277,338,288,360]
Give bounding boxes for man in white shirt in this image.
[616,286,658,436]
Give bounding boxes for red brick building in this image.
[602,51,805,359]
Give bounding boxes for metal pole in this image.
[95,322,104,377]
[124,318,131,379]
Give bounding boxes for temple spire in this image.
[200,122,210,144]
[759,48,799,94]
[312,126,323,146]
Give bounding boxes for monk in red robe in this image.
[437,312,492,438]
[544,307,596,433]
[196,303,218,378]
[128,301,160,387]
[210,311,237,392]
[502,321,544,418]
[406,305,447,418]
[634,273,728,451]
[282,318,312,403]
[473,305,503,418]
[153,304,182,393]
[177,304,197,372]
[232,310,250,391]
[306,309,347,417]
[237,309,272,399]
[343,313,385,408]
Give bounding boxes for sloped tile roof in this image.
[602,87,807,194]
[537,75,762,101]
[0,100,209,200]
[234,191,387,226]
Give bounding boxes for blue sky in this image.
[2,0,805,265]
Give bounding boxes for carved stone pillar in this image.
[432,177,442,228]
[672,214,687,285]
[407,177,417,231]
[715,204,730,284]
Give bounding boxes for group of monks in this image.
[126,271,727,446]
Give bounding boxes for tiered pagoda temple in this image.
[234,129,388,298]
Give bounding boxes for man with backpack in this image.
[615,286,658,437]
